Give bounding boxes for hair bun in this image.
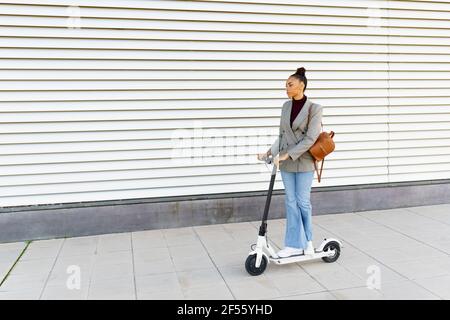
[296,67,306,76]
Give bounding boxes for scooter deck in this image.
[269,250,335,265]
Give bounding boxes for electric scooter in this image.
[245,154,343,276]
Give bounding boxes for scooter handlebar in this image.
[260,155,274,165]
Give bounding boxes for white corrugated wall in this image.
[0,0,449,207]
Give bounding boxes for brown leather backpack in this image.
[307,106,335,183]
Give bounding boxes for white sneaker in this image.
[277,247,304,258]
[304,241,315,255]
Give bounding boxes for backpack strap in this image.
[313,159,325,183]
[309,103,325,183]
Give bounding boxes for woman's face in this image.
[285,76,304,98]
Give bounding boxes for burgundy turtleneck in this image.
[290,95,307,127]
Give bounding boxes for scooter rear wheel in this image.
[245,253,267,276]
[321,241,341,263]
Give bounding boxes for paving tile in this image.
[90,261,134,283]
[0,242,27,281]
[58,238,98,258]
[331,286,384,300]
[133,247,171,262]
[406,204,450,224]
[0,288,42,300]
[172,255,215,272]
[52,254,96,268]
[95,249,132,261]
[300,259,348,276]
[331,228,416,251]
[337,250,380,268]
[182,282,234,300]
[377,280,441,300]
[301,261,366,291]
[0,251,23,264]
[414,228,450,242]
[21,241,62,261]
[194,225,235,243]
[194,224,229,233]
[268,273,324,296]
[177,268,225,291]
[0,273,48,292]
[227,277,281,300]
[315,212,380,230]
[168,244,209,259]
[414,275,450,299]
[383,256,450,280]
[0,262,12,280]
[218,265,260,284]
[274,291,337,300]
[209,252,246,267]
[63,236,98,247]
[223,223,260,242]
[30,239,65,248]
[96,233,132,254]
[135,272,181,295]
[195,233,237,244]
[41,282,89,300]
[132,229,167,250]
[88,293,136,300]
[134,258,175,277]
[423,240,450,255]
[224,232,262,243]
[0,242,27,253]
[264,263,310,279]
[163,227,201,247]
[137,287,185,300]
[358,210,450,242]
[365,244,448,264]
[202,239,253,256]
[46,263,92,288]
[341,262,407,285]
[223,222,257,233]
[329,243,361,260]
[310,272,366,291]
[8,258,54,277]
[87,275,135,300]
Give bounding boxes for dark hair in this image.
[290,67,307,91]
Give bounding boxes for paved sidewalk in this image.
[1,203,450,300]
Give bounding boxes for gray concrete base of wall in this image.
[1,179,449,243]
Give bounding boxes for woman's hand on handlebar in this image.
[257,152,268,161]
[274,152,290,167]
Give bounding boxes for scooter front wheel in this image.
[245,253,267,276]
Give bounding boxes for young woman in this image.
[258,67,323,258]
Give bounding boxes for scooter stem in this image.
[258,161,278,236]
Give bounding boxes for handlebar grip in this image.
[262,156,273,164]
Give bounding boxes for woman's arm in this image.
[286,104,322,161]
[267,104,285,157]
[267,137,278,157]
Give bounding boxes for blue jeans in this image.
[280,170,314,249]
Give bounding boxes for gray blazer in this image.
[268,98,323,172]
